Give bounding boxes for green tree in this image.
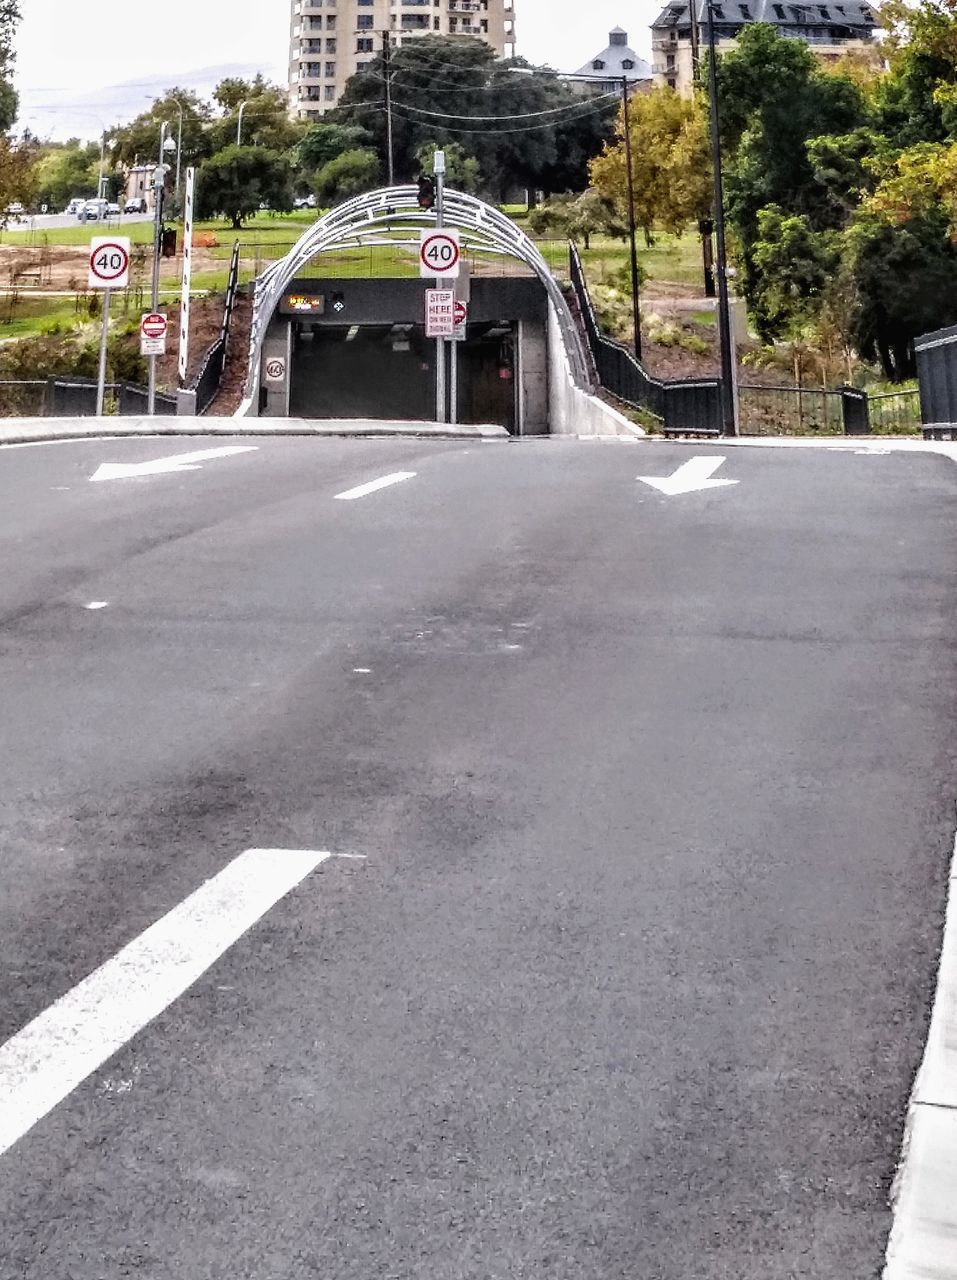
[335,39,615,198]
[312,148,381,204]
[414,141,481,194]
[297,122,372,174]
[748,207,839,340]
[208,77,303,154]
[0,0,19,133]
[108,89,212,170]
[526,189,627,249]
[589,87,711,242]
[31,141,101,209]
[845,205,957,379]
[195,145,294,227]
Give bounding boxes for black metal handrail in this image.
[568,242,723,436]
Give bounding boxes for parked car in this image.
[106,202,121,217]
[4,201,24,216]
[77,198,109,222]
[294,194,318,210]
[65,197,86,215]
[124,198,147,214]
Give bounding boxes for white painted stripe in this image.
[884,830,957,1278]
[334,471,416,501]
[0,847,330,1157]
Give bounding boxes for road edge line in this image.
[883,828,957,1278]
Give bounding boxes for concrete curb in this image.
[883,831,957,1279]
[0,416,511,447]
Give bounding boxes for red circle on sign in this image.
[420,232,460,273]
[89,241,130,282]
[141,313,168,339]
[453,300,467,325]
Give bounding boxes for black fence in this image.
[568,242,724,436]
[916,324,957,438]
[43,376,176,417]
[188,241,241,415]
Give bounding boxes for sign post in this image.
[87,236,131,416]
[178,166,194,386]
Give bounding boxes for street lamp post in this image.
[705,0,738,434]
[237,100,249,146]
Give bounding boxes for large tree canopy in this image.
[334,37,615,198]
[0,0,20,133]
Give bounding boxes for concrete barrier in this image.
[546,301,644,439]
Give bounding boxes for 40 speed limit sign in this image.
[419,228,460,279]
[88,237,131,289]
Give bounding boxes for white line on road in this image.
[334,471,416,501]
[83,601,108,610]
[884,828,957,1278]
[0,847,331,1158]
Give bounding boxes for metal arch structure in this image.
[243,185,592,402]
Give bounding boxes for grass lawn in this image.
[0,296,89,340]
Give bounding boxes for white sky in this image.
[13,0,659,138]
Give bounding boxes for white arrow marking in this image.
[0,847,331,1157]
[637,455,739,496]
[90,445,257,482]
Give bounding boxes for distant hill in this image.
[18,62,286,142]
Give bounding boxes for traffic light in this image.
[417,176,435,210]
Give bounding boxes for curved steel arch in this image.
[244,186,590,401]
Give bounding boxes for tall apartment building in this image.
[650,0,878,93]
[289,0,517,120]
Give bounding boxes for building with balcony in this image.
[650,0,879,93]
[289,0,517,120]
[571,27,652,95]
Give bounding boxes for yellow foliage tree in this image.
[589,87,711,243]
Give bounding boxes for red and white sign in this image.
[425,288,455,337]
[88,237,131,289]
[451,298,468,341]
[139,311,168,356]
[419,229,461,279]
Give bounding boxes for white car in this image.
[78,199,109,222]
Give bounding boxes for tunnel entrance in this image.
[288,316,518,431]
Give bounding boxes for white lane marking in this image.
[90,446,257,482]
[0,847,330,1157]
[334,471,416,501]
[83,601,108,610]
[637,455,739,496]
[353,667,372,673]
[884,829,957,1277]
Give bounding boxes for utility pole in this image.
[705,1,737,435]
[383,31,395,186]
[620,75,642,361]
[434,148,447,424]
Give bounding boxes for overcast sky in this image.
[14,0,659,137]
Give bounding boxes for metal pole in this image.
[147,127,166,416]
[450,330,458,424]
[434,150,447,424]
[174,102,183,212]
[383,32,395,186]
[706,1,737,435]
[237,100,248,147]
[95,289,111,415]
[621,76,642,361]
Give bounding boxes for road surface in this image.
[0,435,954,1279]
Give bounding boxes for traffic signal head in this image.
[417,176,435,210]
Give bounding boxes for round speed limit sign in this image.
[88,237,131,289]
[419,229,460,279]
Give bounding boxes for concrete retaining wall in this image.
[546,301,643,438]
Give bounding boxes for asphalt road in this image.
[1,434,955,1279]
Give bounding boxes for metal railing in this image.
[0,379,47,417]
[737,384,846,436]
[187,241,241,415]
[569,242,723,435]
[868,388,921,435]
